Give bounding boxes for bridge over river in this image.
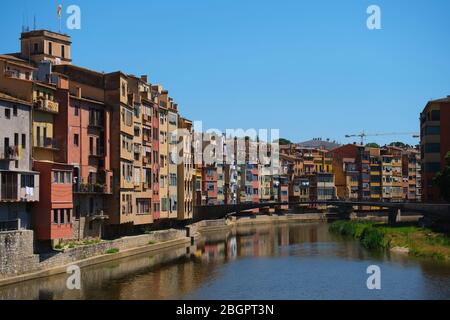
[193,200,450,225]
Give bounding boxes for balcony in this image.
[143,114,151,124]
[34,97,59,114]
[34,137,59,150]
[88,118,104,129]
[143,157,151,166]
[0,219,21,232]
[89,148,105,158]
[73,183,111,194]
[0,146,19,161]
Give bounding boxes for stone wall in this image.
[0,230,40,278]
[0,228,186,280]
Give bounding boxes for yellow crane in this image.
[345,131,420,145]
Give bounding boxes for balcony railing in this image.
[0,219,21,232]
[89,148,105,158]
[0,146,19,161]
[35,137,58,150]
[88,117,104,128]
[34,98,59,114]
[73,183,110,194]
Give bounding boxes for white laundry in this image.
[25,187,34,197]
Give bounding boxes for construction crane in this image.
[345,131,420,145]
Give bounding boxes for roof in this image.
[0,92,32,106]
[0,54,35,69]
[424,96,450,111]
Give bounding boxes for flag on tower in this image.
[57,5,62,18]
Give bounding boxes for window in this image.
[48,42,53,55]
[21,175,35,188]
[14,133,18,146]
[425,126,440,136]
[54,171,59,184]
[425,143,440,153]
[431,110,440,121]
[74,104,79,116]
[66,209,71,224]
[170,173,177,186]
[33,43,38,53]
[425,162,441,174]
[66,172,71,184]
[74,134,79,146]
[13,106,17,116]
[53,209,58,224]
[161,198,168,212]
[60,209,65,224]
[60,171,65,184]
[61,45,65,58]
[5,108,10,119]
[22,134,26,149]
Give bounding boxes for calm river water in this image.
[1,222,450,300]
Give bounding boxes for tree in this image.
[389,141,412,149]
[365,142,380,148]
[433,151,450,202]
[278,138,292,146]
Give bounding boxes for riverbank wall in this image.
[0,229,186,285]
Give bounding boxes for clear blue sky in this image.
[2,0,450,146]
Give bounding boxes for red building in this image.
[32,161,73,241]
[420,96,450,202]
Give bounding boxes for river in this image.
[1,222,449,300]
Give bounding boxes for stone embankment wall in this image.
[0,231,39,278]
[0,229,185,280]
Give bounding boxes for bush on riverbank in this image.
[329,221,450,260]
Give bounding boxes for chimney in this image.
[141,75,148,83]
[76,86,82,99]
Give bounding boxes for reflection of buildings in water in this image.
[0,245,195,300]
[309,227,318,243]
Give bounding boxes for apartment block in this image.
[177,117,194,220]
[402,148,421,201]
[420,96,450,202]
[0,93,39,230]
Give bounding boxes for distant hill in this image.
[296,138,341,150]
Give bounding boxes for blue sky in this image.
[2,0,450,145]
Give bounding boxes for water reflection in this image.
[1,223,449,300]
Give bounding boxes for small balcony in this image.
[73,183,111,194]
[143,156,151,166]
[35,137,59,151]
[89,148,105,158]
[88,118,104,129]
[0,146,19,161]
[34,97,59,114]
[0,219,22,232]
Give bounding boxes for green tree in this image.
[434,151,450,202]
[278,138,292,145]
[389,141,411,149]
[365,142,380,148]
